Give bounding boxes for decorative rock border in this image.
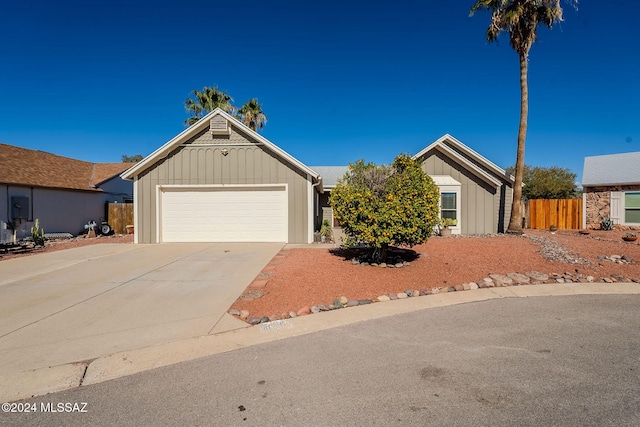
[230,269,640,325]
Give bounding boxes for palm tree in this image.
[238,98,267,132]
[470,0,577,234]
[184,86,235,126]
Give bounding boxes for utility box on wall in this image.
[11,196,30,221]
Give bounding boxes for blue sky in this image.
[1,0,638,183]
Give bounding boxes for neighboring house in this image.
[122,109,514,244]
[582,152,640,229]
[0,143,134,242]
[121,108,321,244]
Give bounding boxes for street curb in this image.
[3,282,639,402]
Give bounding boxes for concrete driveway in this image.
[0,242,282,377]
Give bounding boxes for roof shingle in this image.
[0,143,134,191]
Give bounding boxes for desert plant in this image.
[600,218,614,231]
[440,218,458,228]
[30,219,46,247]
[320,220,333,241]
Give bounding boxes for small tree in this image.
[330,154,440,263]
[506,165,578,199]
[121,154,143,162]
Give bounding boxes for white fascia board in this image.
[413,134,513,185]
[415,141,502,188]
[121,108,321,184]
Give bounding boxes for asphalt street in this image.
[3,294,639,426]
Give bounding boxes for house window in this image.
[625,192,640,224]
[441,192,457,220]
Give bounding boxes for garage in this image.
[159,185,287,242]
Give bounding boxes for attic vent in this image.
[210,116,231,135]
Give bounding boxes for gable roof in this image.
[0,142,133,192]
[413,134,513,188]
[121,109,321,186]
[582,151,640,187]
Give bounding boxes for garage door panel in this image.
[160,187,287,242]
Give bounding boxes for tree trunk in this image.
[507,52,529,234]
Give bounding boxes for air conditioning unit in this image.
[0,220,13,244]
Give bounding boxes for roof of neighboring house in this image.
[413,134,514,188]
[309,166,349,188]
[0,142,134,191]
[582,151,640,187]
[121,108,321,189]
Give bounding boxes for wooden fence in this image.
[527,199,582,230]
[107,203,134,234]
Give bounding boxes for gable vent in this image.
[210,116,231,135]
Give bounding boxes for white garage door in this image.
[160,186,287,242]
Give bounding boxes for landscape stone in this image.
[454,284,464,291]
[420,288,431,295]
[397,292,408,299]
[269,314,281,321]
[261,316,270,323]
[586,276,595,282]
[489,274,513,287]
[339,296,349,305]
[507,272,530,284]
[469,282,478,290]
[351,259,360,265]
[395,263,404,268]
[447,287,456,292]
[297,306,311,316]
[431,287,440,294]
[240,310,250,320]
[310,306,321,314]
[289,311,297,318]
[602,278,613,283]
[378,295,391,302]
[388,293,398,300]
[347,299,360,307]
[413,290,420,297]
[228,308,241,316]
[358,299,372,305]
[379,263,387,268]
[526,271,549,281]
[404,290,414,297]
[462,283,471,290]
[248,317,262,325]
[318,304,331,311]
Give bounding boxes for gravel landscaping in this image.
[230,229,640,323]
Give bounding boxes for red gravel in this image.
[231,229,640,318]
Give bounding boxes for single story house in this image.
[122,109,514,243]
[121,108,321,244]
[0,143,134,243]
[582,151,640,229]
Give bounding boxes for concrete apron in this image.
[0,242,283,402]
[2,280,639,402]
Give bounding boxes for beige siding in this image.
[421,150,512,234]
[135,130,310,243]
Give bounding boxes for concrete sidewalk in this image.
[2,280,638,402]
[0,242,283,402]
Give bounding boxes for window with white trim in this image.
[441,192,457,220]
[625,192,640,224]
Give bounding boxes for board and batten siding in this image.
[135,126,311,243]
[421,150,512,234]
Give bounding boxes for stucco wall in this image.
[135,126,311,243]
[1,184,108,240]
